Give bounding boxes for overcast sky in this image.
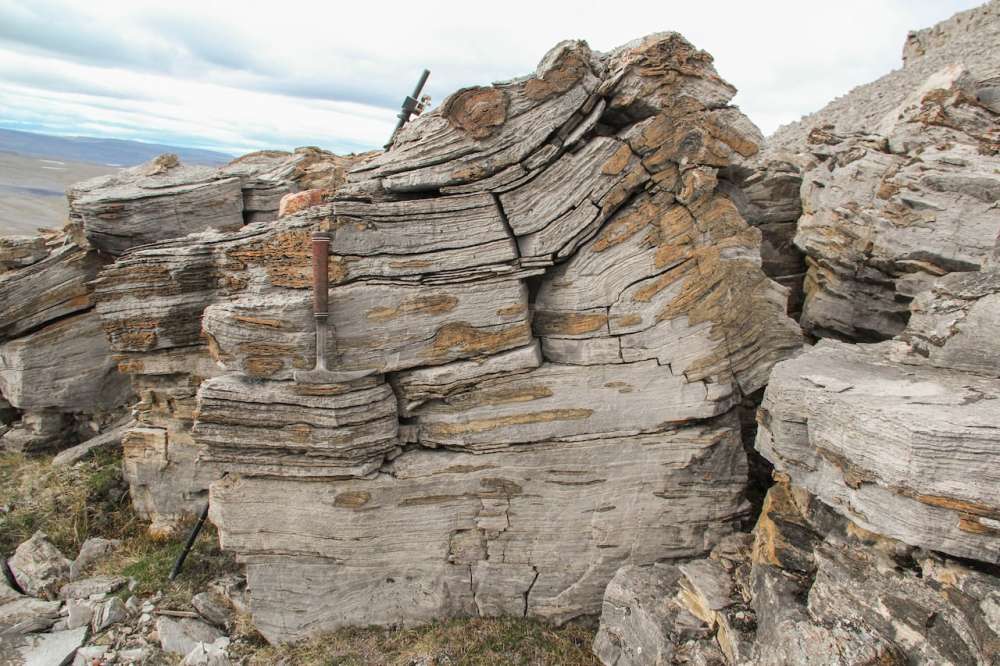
[0,0,984,156]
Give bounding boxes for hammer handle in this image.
[312,233,330,315]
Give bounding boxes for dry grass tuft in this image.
[0,447,138,556]
[239,617,600,666]
[0,448,236,608]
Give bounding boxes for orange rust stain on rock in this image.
[117,358,144,374]
[232,316,283,329]
[367,294,460,323]
[600,168,649,218]
[496,303,527,318]
[915,493,1000,520]
[533,311,608,336]
[245,357,284,377]
[284,423,312,443]
[958,516,1000,535]
[456,385,554,408]
[524,51,589,101]
[226,228,315,289]
[612,313,643,328]
[601,144,634,176]
[592,197,659,252]
[423,408,594,438]
[334,491,371,509]
[423,321,531,361]
[443,87,509,140]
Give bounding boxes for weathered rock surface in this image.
[179,31,802,643]
[595,478,1000,665]
[0,243,104,341]
[902,267,1000,377]
[213,418,749,641]
[757,339,1000,563]
[0,310,129,412]
[0,626,88,666]
[757,1,1000,341]
[157,616,224,656]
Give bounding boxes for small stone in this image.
[8,530,72,598]
[70,537,122,579]
[157,616,224,656]
[66,598,95,629]
[125,595,141,612]
[181,637,231,666]
[118,646,154,664]
[278,188,328,218]
[191,591,234,629]
[92,596,127,632]
[73,645,108,666]
[60,575,127,600]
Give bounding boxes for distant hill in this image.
[0,128,234,167]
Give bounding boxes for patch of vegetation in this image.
[0,447,136,556]
[99,519,236,608]
[0,448,236,608]
[240,617,600,666]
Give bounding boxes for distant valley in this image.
[0,128,233,235]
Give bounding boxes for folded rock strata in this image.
[142,32,802,642]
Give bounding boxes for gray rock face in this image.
[902,268,1000,377]
[757,338,1000,563]
[0,596,61,634]
[595,479,1000,665]
[87,151,369,532]
[0,310,129,412]
[68,156,244,256]
[212,414,750,643]
[795,63,1000,341]
[2,626,88,666]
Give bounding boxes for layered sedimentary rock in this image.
[595,478,1000,665]
[0,231,132,452]
[764,1,1000,340]
[70,148,360,256]
[757,338,1000,563]
[86,150,370,531]
[98,32,804,642]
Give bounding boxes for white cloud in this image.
[0,0,985,155]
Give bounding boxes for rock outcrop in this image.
[84,33,801,641]
[0,230,131,452]
[763,0,1000,341]
[593,6,1000,664]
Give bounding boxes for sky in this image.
[0,0,985,157]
